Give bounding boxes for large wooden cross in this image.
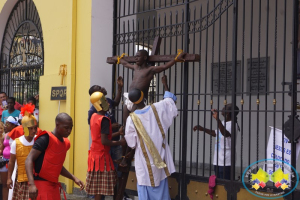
[110,37,200,200]
[106,37,200,64]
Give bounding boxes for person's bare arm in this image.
[25,149,42,200]
[151,52,187,73]
[112,56,135,70]
[113,76,123,107]
[161,75,170,92]
[7,154,16,189]
[0,137,4,155]
[111,126,124,139]
[101,134,126,146]
[60,166,84,190]
[193,125,216,137]
[211,109,231,137]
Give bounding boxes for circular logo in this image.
[242,159,299,199]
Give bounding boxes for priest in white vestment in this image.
[125,75,177,200]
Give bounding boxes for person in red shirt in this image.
[86,92,126,200]
[25,113,84,200]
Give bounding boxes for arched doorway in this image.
[0,0,43,105]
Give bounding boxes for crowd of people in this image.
[0,50,240,200]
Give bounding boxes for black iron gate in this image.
[112,0,300,199]
[0,0,43,104]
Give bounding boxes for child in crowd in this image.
[0,117,19,200]
[86,92,126,200]
[7,104,38,200]
[193,103,240,180]
[1,98,20,123]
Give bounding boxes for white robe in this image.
[125,97,177,187]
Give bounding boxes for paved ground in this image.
[62,194,114,200]
[62,194,136,200]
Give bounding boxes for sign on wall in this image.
[51,86,67,100]
[247,57,270,94]
[212,61,241,95]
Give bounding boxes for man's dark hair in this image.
[128,89,142,103]
[55,113,72,123]
[27,97,37,105]
[0,92,7,96]
[138,49,149,61]
[89,85,102,96]
[7,97,15,103]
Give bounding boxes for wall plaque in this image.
[247,57,269,94]
[212,61,241,95]
[51,86,67,100]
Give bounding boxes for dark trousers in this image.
[214,165,231,180]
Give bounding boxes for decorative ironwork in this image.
[113,0,300,199]
[0,0,43,104]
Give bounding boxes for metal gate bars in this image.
[112,0,299,199]
[0,0,44,104]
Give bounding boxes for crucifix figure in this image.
[107,37,199,200]
[107,38,199,127]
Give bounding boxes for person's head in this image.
[27,97,37,106]
[128,89,145,107]
[27,125,38,138]
[55,113,73,138]
[89,85,107,96]
[90,92,109,112]
[221,103,239,122]
[0,92,7,103]
[21,103,37,136]
[0,122,4,135]
[135,50,149,66]
[7,97,15,110]
[4,116,19,133]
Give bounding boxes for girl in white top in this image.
[193,104,240,180]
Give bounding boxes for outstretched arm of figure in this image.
[25,149,42,200]
[151,52,187,73]
[193,125,216,137]
[112,56,135,70]
[60,166,84,190]
[7,154,16,189]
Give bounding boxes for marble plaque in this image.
[247,57,269,94]
[212,61,241,94]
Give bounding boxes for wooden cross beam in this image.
[106,38,200,64]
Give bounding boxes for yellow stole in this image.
[130,104,170,186]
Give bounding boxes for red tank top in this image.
[88,114,114,172]
[34,131,70,183]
